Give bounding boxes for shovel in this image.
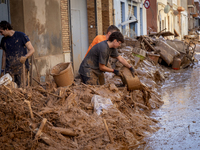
[23,63,26,89]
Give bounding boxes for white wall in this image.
[141,1,147,35]
[157,0,167,5]
[181,10,188,37]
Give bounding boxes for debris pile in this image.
[0,63,165,150]
[184,28,200,44]
[1,31,194,149]
[121,33,196,70]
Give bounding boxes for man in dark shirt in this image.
[79,31,135,85]
[0,21,35,87]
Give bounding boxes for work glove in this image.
[113,69,121,76]
[20,55,27,64]
[0,69,4,77]
[129,66,136,77]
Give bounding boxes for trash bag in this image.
[0,73,12,85]
[91,95,113,115]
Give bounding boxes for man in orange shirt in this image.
[85,25,120,57]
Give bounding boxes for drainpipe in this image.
[112,0,115,25]
[95,0,98,35]
[7,0,11,23]
[159,9,164,32]
[68,0,73,63]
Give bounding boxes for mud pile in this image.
[0,71,165,150]
[0,39,171,149]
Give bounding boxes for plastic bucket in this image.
[147,53,160,65]
[172,57,181,70]
[50,62,74,87]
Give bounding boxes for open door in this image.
[70,0,89,76]
[0,0,10,71]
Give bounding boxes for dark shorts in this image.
[6,68,28,88]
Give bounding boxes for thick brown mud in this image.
[0,45,166,150]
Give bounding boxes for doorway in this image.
[70,0,89,76]
[0,0,10,71]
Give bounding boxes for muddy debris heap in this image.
[0,32,196,149]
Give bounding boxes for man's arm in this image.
[116,55,136,76]
[1,51,6,76]
[116,55,131,68]
[20,41,35,63]
[99,63,114,72]
[99,63,121,76]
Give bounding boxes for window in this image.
[121,2,125,29]
[128,4,134,16]
[121,2,125,22]
[162,20,164,30]
[172,0,177,5]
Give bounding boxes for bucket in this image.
[172,57,181,70]
[121,67,141,91]
[147,53,160,65]
[50,62,74,87]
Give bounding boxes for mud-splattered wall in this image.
[10,0,25,32]
[10,0,65,83]
[23,0,62,57]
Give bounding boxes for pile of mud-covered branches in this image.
[0,71,164,150]
[0,35,174,149]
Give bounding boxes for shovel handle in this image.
[23,63,26,89]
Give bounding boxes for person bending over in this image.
[79,31,135,85]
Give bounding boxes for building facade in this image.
[113,0,147,38]
[146,0,188,39]
[0,0,114,80]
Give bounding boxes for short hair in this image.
[0,21,13,30]
[108,32,124,43]
[107,25,120,33]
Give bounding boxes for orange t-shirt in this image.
[85,35,106,57]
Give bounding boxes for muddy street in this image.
[139,47,200,149]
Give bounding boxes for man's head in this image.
[106,25,120,39]
[107,25,120,34]
[0,21,13,37]
[108,32,124,48]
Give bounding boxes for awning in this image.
[149,31,175,37]
[118,18,138,26]
[194,16,200,19]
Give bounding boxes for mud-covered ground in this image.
[0,46,168,150]
[137,45,200,150]
[1,39,197,149]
